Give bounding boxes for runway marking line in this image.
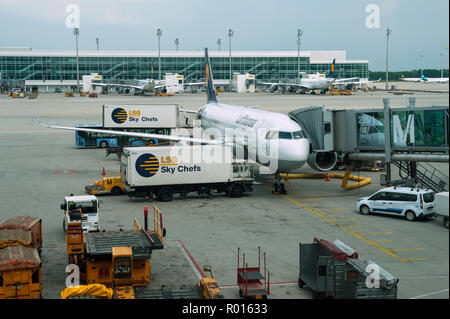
[390,248,426,251]
[400,258,428,262]
[357,232,394,235]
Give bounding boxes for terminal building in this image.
[0,48,369,92]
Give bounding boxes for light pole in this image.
[174,38,179,51]
[385,28,391,90]
[96,37,99,51]
[157,28,162,80]
[217,38,222,52]
[228,29,233,92]
[419,54,423,76]
[74,27,80,93]
[297,29,303,81]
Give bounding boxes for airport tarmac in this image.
[0,86,448,299]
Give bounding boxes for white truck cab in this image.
[61,195,100,233]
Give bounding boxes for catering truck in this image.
[120,145,255,201]
[103,104,194,129]
[76,104,195,149]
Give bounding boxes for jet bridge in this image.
[289,98,449,191]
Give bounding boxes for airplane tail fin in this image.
[204,48,218,103]
[327,59,336,78]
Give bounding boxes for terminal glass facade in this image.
[356,109,449,150]
[0,54,369,82]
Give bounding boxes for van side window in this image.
[401,193,417,202]
[369,192,386,200]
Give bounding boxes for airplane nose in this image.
[278,139,309,171]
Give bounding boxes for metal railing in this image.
[393,161,449,192]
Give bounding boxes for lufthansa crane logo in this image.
[135,153,159,177]
[111,108,128,124]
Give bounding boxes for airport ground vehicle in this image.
[75,104,194,149]
[0,216,42,253]
[64,207,164,299]
[75,125,169,148]
[89,92,98,98]
[65,91,74,97]
[197,265,224,299]
[356,186,435,221]
[61,195,100,233]
[120,145,255,201]
[434,192,449,228]
[0,246,42,299]
[298,238,398,299]
[86,175,124,195]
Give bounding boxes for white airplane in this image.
[258,76,334,94]
[400,74,449,83]
[40,48,339,193]
[91,78,163,95]
[257,61,335,94]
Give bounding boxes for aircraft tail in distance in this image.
[204,48,218,103]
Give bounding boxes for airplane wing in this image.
[91,83,146,90]
[184,82,206,87]
[38,120,223,145]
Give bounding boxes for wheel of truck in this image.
[444,218,449,229]
[230,184,244,198]
[111,186,122,195]
[158,187,173,202]
[298,278,305,288]
[100,141,108,148]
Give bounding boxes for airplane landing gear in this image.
[272,172,287,195]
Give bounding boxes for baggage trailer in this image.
[0,246,42,299]
[237,247,270,299]
[121,145,255,201]
[298,238,398,299]
[0,216,42,254]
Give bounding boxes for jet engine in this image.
[269,85,278,92]
[307,151,338,171]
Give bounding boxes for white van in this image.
[356,187,435,221]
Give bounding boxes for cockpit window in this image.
[279,132,292,139]
[266,131,301,139]
[292,130,304,139]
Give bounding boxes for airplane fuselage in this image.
[197,102,310,172]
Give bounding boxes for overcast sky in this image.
[0,0,448,71]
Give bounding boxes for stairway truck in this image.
[435,192,449,228]
[120,145,254,201]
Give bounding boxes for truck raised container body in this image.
[120,145,254,201]
[103,104,191,129]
